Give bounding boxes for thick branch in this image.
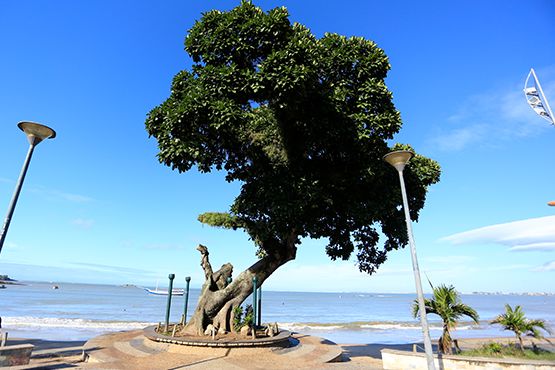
[213,263,233,290]
[197,244,213,280]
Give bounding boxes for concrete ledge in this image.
[143,325,291,348]
[381,348,555,370]
[0,344,34,367]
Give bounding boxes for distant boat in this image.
[0,285,6,289]
[144,280,184,296]
[144,287,184,296]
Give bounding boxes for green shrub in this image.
[233,304,254,331]
[459,342,555,361]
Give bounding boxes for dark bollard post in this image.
[252,276,258,328]
[257,286,262,326]
[183,276,191,325]
[165,273,175,332]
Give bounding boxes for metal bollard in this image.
[165,273,175,332]
[252,276,258,328]
[183,276,191,325]
[1,331,7,347]
[257,286,262,326]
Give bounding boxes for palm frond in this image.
[491,304,551,341]
[411,282,478,329]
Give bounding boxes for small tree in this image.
[412,284,479,354]
[491,304,552,351]
[146,1,440,335]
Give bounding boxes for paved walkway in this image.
[80,330,382,369]
[4,331,384,369]
[5,334,555,369]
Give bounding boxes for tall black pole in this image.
[183,276,191,325]
[0,142,36,254]
[165,273,175,332]
[257,286,262,326]
[252,276,258,327]
[0,122,56,256]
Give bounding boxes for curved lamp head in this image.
[383,150,414,172]
[18,121,56,146]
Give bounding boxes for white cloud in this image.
[71,218,94,229]
[431,125,487,151]
[429,68,554,151]
[534,261,555,272]
[440,215,555,251]
[28,185,94,203]
[54,191,94,203]
[422,255,476,264]
[264,261,409,292]
[488,263,532,271]
[509,242,555,252]
[144,243,185,250]
[3,242,21,250]
[67,262,153,275]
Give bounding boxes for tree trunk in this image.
[439,324,452,354]
[179,241,296,336]
[517,335,524,351]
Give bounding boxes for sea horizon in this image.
[4,278,554,296]
[2,280,554,344]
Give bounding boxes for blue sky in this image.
[0,0,554,293]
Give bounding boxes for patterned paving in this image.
[82,330,344,369]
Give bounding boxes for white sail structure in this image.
[524,68,554,125]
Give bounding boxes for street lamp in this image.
[384,150,436,370]
[0,121,56,255]
[524,68,554,125]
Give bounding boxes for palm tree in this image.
[490,304,552,351]
[412,284,479,354]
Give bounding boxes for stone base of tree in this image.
[143,325,291,348]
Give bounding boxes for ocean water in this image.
[1,281,554,344]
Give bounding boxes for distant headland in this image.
[471,291,554,296]
[0,275,19,285]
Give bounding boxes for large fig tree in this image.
[146,1,440,335]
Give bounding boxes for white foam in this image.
[2,316,153,331]
[279,321,481,331]
[279,322,344,331]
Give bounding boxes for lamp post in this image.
[384,150,436,370]
[0,122,56,255]
[524,68,554,125]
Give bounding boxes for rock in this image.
[265,322,279,337]
[240,325,251,337]
[204,324,216,336]
[218,326,227,335]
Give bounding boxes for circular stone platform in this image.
[83,329,347,369]
[143,325,291,347]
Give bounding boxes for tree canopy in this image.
[146,1,440,274]
[491,304,552,350]
[413,284,479,354]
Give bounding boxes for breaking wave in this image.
[279,321,483,332]
[2,316,153,331]
[2,317,483,333]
